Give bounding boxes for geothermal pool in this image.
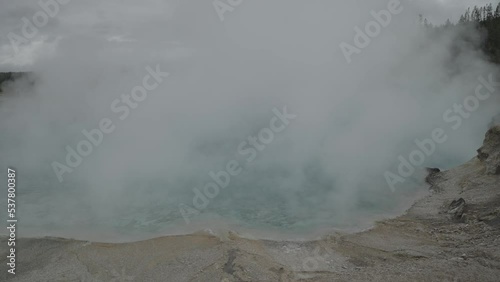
[0,168,429,242]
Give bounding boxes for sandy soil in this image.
[1,126,499,282]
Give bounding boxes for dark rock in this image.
[427,167,441,174]
[477,149,489,162]
[425,167,441,186]
[478,206,500,227]
[448,198,466,221]
[477,126,500,175]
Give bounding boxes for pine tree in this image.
[459,14,466,24]
[486,4,493,20]
[465,8,471,22]
[496,3,500,18]
[472,6,481,22]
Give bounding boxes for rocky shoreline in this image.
[1,126,499,282]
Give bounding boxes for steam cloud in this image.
[0,0,499,241]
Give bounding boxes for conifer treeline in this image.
[421,3,500,64]
[458,3,500,24]
[420,2,500,27]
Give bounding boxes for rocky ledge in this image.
[478,126,500,175]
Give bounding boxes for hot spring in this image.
[1,0,499,242]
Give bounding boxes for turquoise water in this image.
[0,167,428,242]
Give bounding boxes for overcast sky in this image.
[0,0,498,70]
[1,0,500,238]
